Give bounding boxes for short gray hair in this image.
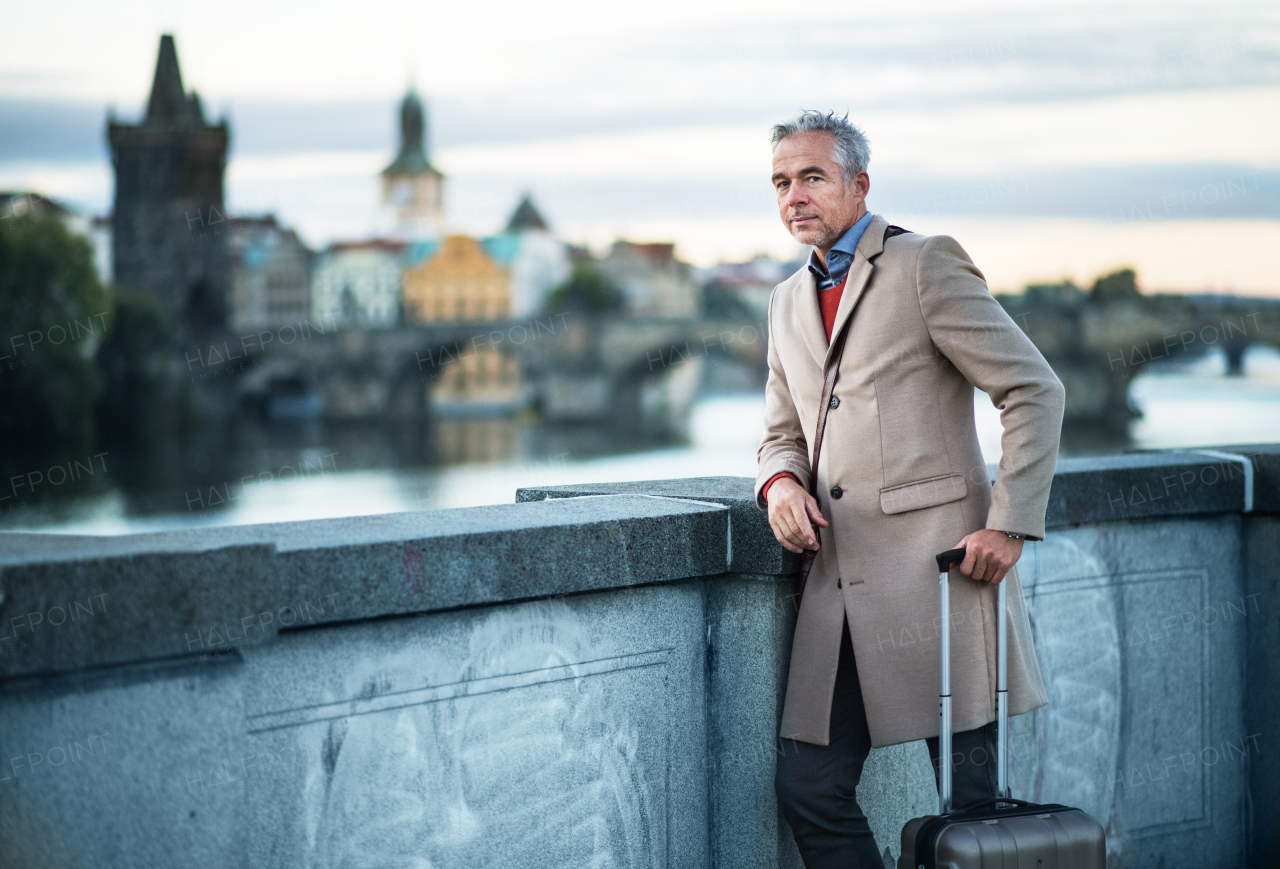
[770,110,870,185]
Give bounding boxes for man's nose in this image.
[784,185,808,208]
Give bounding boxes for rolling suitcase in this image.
[898,548,1106,869]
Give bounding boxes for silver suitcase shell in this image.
[898,801,1105,868]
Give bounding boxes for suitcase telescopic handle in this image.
[936,546,1010,815]
[936,548,967,573]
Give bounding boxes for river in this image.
[4,346,1277,536]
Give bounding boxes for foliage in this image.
[545,264,623,315]
[0,212,107,472]
[1022,280,1086,308]
[1090,268,1141,303]
[0,213,191,494]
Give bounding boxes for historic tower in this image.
[381,87,445,238]
[108,34,231,334]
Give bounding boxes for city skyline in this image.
[3,0,1278,292]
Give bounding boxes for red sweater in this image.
[761,271,849,503]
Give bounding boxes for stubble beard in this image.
[788,213,839,250]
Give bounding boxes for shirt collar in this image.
[807,211,874,291]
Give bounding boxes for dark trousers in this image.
[775,619,999,869]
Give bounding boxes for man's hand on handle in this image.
[953,529,1024,584]
[767,476,828,554]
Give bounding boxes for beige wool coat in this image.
[756,214,1064,748]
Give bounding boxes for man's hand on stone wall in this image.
[766,477,828,554]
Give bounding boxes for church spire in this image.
[144,34,205,127]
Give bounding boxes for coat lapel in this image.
[794,267,828,369]
[822,213,888,370]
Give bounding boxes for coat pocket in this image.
[879,473,967,515]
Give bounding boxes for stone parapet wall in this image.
[1,445,1276,868]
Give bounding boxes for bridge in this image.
[182,286,1280,432]
[997,285,1280,429]
[1,446,1277,867]
[184,312,769,429]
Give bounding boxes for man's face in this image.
[771,131,869,253]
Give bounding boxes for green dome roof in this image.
[383,88,439,177]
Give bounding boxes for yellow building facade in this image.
[403,235,521,410]
[402,235,511,323]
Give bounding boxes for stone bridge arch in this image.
[389,326,531,421]
[551,317,770,432]
[999,291,1280,431]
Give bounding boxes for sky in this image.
[2,0,1278,294]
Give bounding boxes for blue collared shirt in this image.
[807,211,874,291]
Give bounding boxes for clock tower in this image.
[381,87,445,238]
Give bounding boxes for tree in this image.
[0,212,107,474]
[545,264,623,315]
[1090,268,1141,303]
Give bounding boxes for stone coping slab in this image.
[0,494,728,682]
[517,476,801,576]
[518,445,1279,558]
[1047,447,1274,525]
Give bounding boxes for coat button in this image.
[830,486,843,499]
[828,395,840,409]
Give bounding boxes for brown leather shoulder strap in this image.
[798,224,907,590]
[807,322,850,502]
[806,224,907,502]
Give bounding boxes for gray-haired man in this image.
[757,111,1064,867]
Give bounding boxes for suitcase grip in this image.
[935,548,966,573]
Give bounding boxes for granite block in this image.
[0,543,277,682]
[1201,443,1280,514]
[1045,453,1253,527]
[1015,515,1248,868]
[1243,514,1280,866]
[517,476,802,576]
[0,583,713,869]
[0,495,728,680]
[700,573,802,869]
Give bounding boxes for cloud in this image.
[2,0,1276,291]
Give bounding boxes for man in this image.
[757,110,1065,868]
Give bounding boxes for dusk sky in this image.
[3,0,1278,293]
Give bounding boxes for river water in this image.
[5,347,1277,536]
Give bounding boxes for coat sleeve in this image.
[755,287,812,510]
[915,235,1065,540]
